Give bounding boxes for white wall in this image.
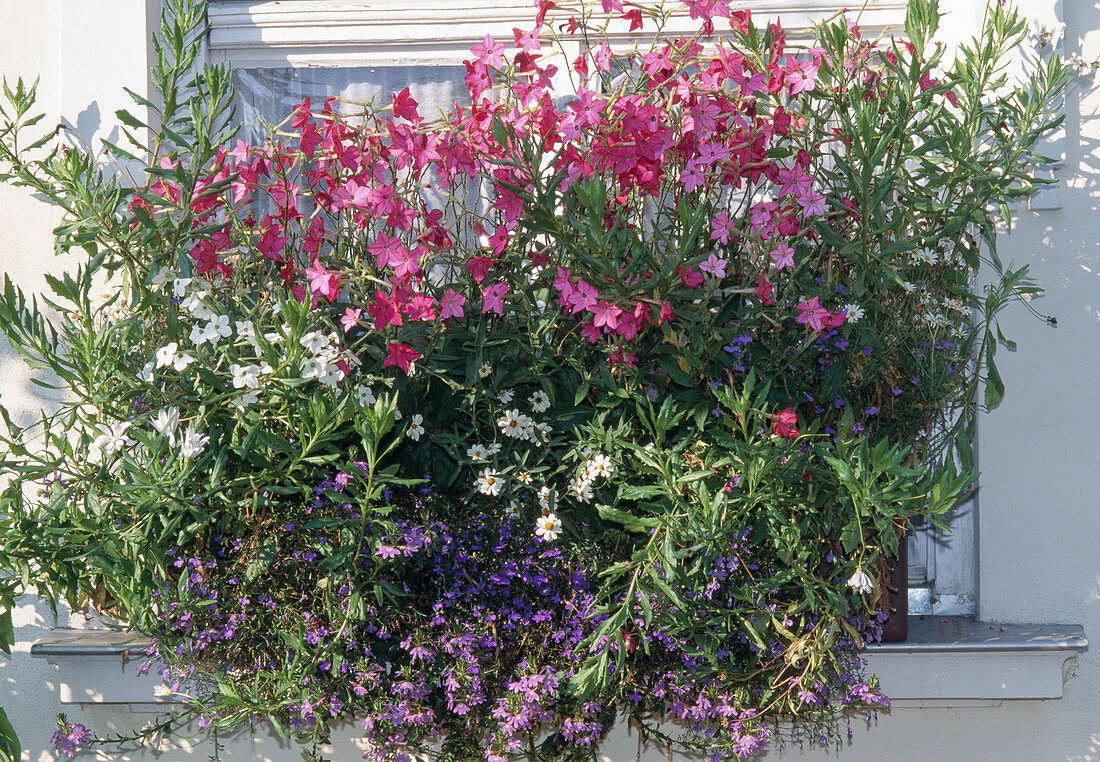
[0,1,1096,760]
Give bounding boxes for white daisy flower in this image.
[528,390,551,413]
[90,421,134,461]
[537,486,556,512]
[466,443,490,461]
[842,303,865,323]
[505,500,521,518]
[497,388,515,405]
[569,478,594,504]
[498,409,525,438]
[407,414,425,441]
[180,427,209,460]
[476,468,503,496]
[152,407,180,446]
[356,385,376,405]
[535,512,562,542]
[587,454,614,479]
[487,442,501,455]
[478,361,493,378]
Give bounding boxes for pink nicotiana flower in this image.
[770,243,795,270]
[796,297,831,332]
[710,210,734,244]
[482,282,509,314]
[699,253,728,279]
[440,288,466,320]
[305,259,341,302]
[341,307,362,333]
[383,342,421,374]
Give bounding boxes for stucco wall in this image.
[0,1,1096,760]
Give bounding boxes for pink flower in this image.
[566,280,599,314]
[590,300,622,330]
[770,243,795,270]
[471,34,505,69]
[796,297,830,332]
[710,210,734,244]
[699,253,728,279]
[466,256,493,283]
[340,307,362,333]
[772,407,799,439]
[305,259,341,301]
[678,267,705,289]
[392,87,419,122]
[482,282,509,314]
[439,288,466,320]
[368,290,403,330]
[383,342,421,374]
[756,274,775,306]
[488,225,510,256]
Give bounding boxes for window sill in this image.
[32,617,1088,710]
[864,616,1088,707]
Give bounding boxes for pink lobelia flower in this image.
[481,282,509,314]
[795,297,831,332]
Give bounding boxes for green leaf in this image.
[0,706,18,762]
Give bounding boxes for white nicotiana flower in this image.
[497,388,515,405]
[173,352,196,371]
[236,319,259,348]
[152,407,180,446]
[263,331,284,344]
[90,421,135,461]
[535,512,562,542]
[172,278,192,298]
[466,443,490,461]
[528,390,551,413]
[407,414,425,441]
[189,322,212,346]
[846,568,874,595]
[231,389,260,412]
[476,468,503,496]
[140,361,156,384]
[301,331,331,355]
[156,342,180,369]
[231,364,261,389]
[478,361,492,379]
[259,362,275,376]
[318,364,344,387]
[356,385,376,406]
[180,427,210,460]
[842,303,865,324]
[208,315,232,344]
[301,357,325,380]
[587,453,614,479]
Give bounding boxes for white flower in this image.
[152,407,180,446]
[842,303,865,324]
[139,361,156,384]
[476,468,503,496]
[901,281,916,294]
[318,364,344,387]
[356,385,376,406]
[478,361,492,379]
[407,414,425,441]
[90,421,134,461]
[301,331,331,354]
[498,409,535,440]
[537,486,556,512]
[846,568,874,595]
[207,315,232,344]
[535,512,562,542]
[236,319,257,346]
[180,426,210,460]
[301,357,325,380]
[190,322,213,346]
[180,293,212,319]
[230,364,261,389]
[259,362,275,375]
[152,684,174,698]
[172,278,192,298]
[569,478,593,504]
[231,389,260,412]
[497,388,515,405]
[173,352,196,371]
[155,342,180,369]
[587,453,614,479]
[466,443,490,461]
[487,441,501,456]
[528,390,551,413]
[263,331,284,344]
[393,408,403,421]
[505,500,521,518]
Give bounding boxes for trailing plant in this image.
[0,0,1068,759]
